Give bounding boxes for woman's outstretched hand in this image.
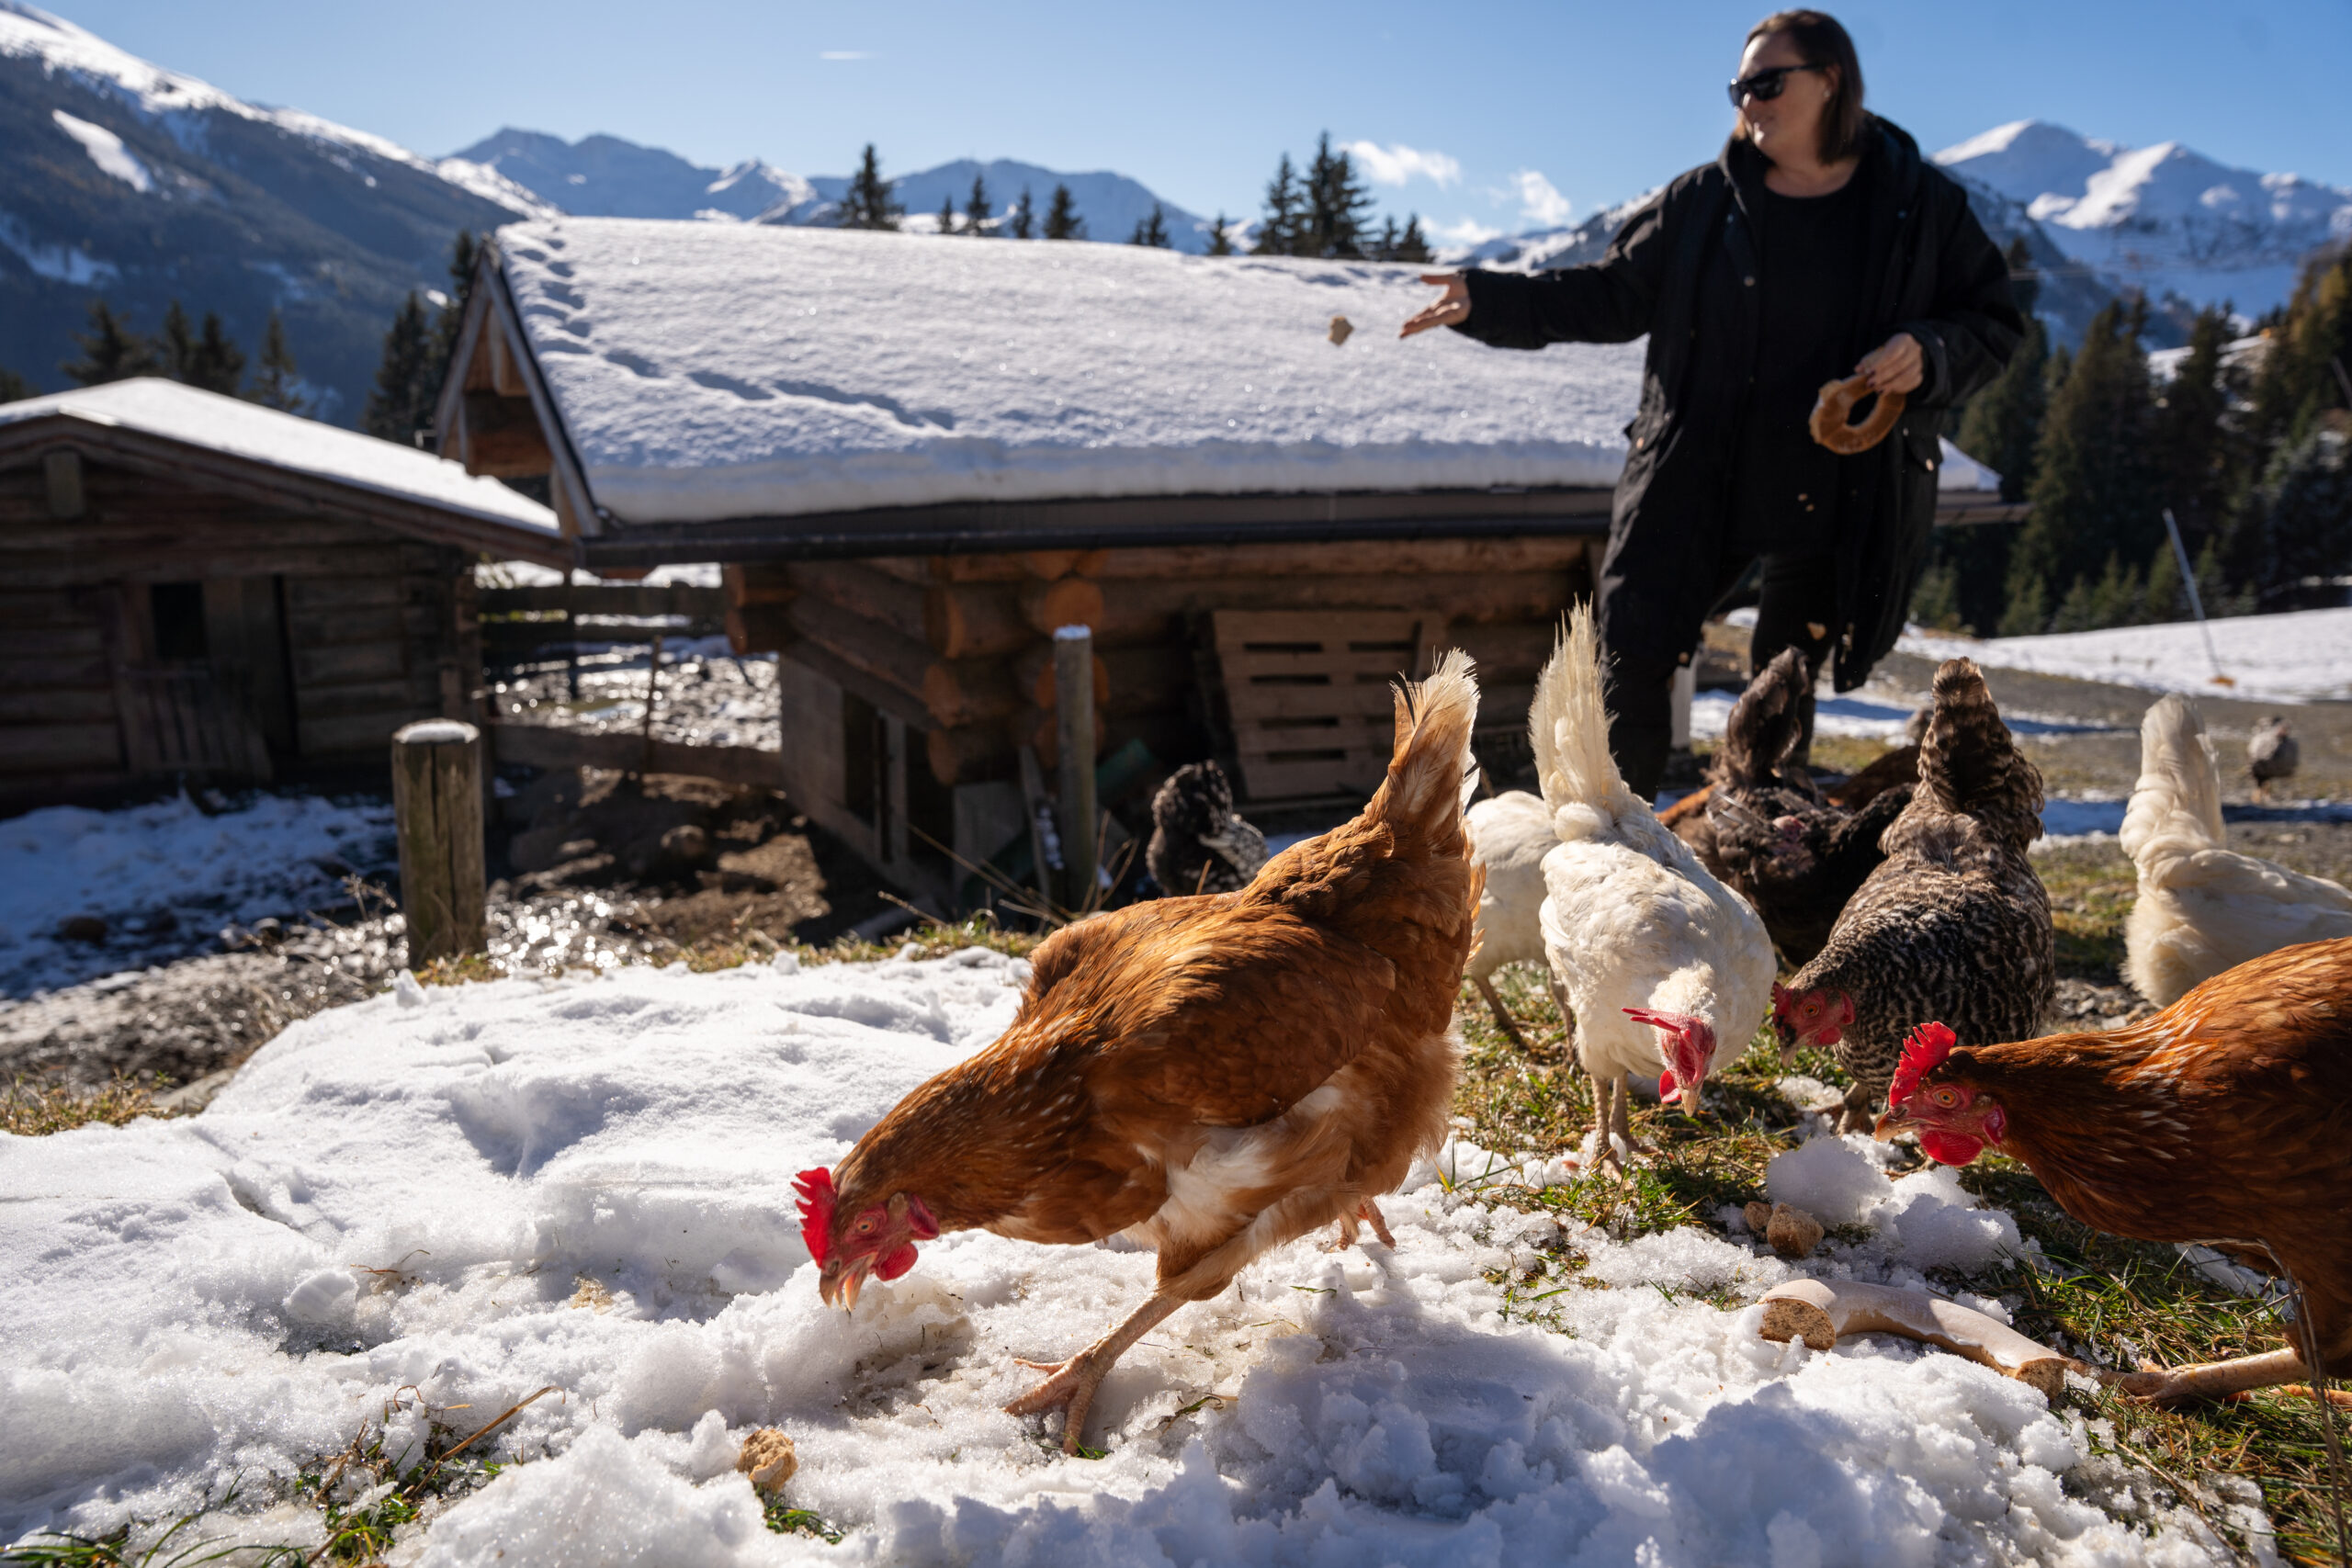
[1857,333,1924,394]
[1400,273,1470,337]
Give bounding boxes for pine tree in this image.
[184,311,245,395]
[430,231,478,383]
[937,191,958,235]
[1010,186,1035,240]
[1303,132,1374,259]
[965,174,992,236]
[2237,424,2352,611]
[1043,184,1083,241]
[247,310,307,413]
[1955,240,2046,503]
[1254,153,1304,255]
[159,300,197,380]
[62,300,160,385]
[1205,211,1235,256]
[2146,304,2233,557]
[2002,299,2161,634]
[2246,245,2351,454]
[839,144,901,231]
[1390,214,1432,265]
[1373,216,1399,261]
[363,293,433,444]
[0,364,31,402]
[1129,204,1170,247]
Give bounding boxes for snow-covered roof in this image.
[493,219,1648,526]
[0,378,561,540]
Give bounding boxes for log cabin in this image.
[435,219,2015,903]
[0,378,569,812]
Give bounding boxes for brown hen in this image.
[1876,936,2352,1403]
[795,652,1483,1452]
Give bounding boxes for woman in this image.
[1404,9,2021,799]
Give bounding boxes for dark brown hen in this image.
[1687,649,1915,965]
[1772,658,2054,1130]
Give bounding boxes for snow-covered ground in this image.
[1899,607,2352,706]
[0,792,394,999]
[1,953,2240,1563]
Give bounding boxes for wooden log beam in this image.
[786,594,1020,729]
[489,722,782,790]
[923,581,1031,659]
[724,563,797,608]
[1019,576,1105,638]
[1092,536,1595,580]
[391,719,487,964]
[789,559,929,646]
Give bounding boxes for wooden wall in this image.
[0,454,481,811]
[729,532,1600,897]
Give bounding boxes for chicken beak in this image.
[1678,1082,1702,1116]
[1871,1105,1908,1142]
[818,1258,863,1312]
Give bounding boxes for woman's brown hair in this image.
[1740,9,1869,164]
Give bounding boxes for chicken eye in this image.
[1931,1088,1959,1108]
[854,1216,876,1234]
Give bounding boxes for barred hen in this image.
[1774,658,2054,1131]
[1686,649,1915,966]
[2247,716,2299,803]
[797,654,1482,1453]
[1878,936,2352,1403]
[1145,760,1267,896]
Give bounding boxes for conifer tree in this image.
[430,231,478,381]
[1010,186,1035,240]
[1390,214,1432,265]
[1373,216,1398,261]
[1936,239,2046,632]
[1303,132,1373,258]
[62,300,160,385]
[247,310,307,413]
[839,144,901,231]
[160,300,197,380]
[2146,304,2234,557]
[1254,153,1304,255]
[184,310,245,395]
[965,174,992,235]
[1205,211,1235,256]
[363,293,433,444]
[1043,184,1083,241]
[0,364,31,402]
[2236,423,2351,611]
[2001,299,2160,634]
[1129,204,1170,247]
[2245,245,2351,454]
[937,191,958,235]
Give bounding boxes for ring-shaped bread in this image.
[1808,373,1905,456]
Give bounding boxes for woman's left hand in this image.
[1857,333,1924,394]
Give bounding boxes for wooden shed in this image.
[0,378,570,812]
[435,218,2013,903]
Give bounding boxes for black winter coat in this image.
[1453,118,2021,692]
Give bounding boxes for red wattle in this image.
[1918,1132,1985,1167]
[1659,1070,1679,1099]
[874,1243,920,1280]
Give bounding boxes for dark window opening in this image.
[151,581,208,662]
[842,692,884,829]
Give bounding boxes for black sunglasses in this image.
[1727,62,1827,107]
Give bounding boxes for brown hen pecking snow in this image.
[1877,936,2352,1403]
[795,652,1483,1452]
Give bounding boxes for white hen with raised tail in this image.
[1532,607,1776,1172]
[2120,694,2352,1008]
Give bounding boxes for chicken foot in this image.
[1475,975,1530,1051]
[1588,1072,1651,1177]
[1325,1199,1396,1251]
[1005,1288,1187,1454]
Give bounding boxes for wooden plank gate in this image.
[1210,610,1441,800]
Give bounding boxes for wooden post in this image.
[391,719,487,964]
[1052,626,1097,908]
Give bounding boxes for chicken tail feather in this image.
[1370,648,1482,847]
[2119,693,2224,867]
[1916,658,2042,850]
[1715,647,1812,791]
[1532,604,1639,819]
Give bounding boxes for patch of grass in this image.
[2034,840,2137,981]
[761,1500,844,1542]
[0,1511,301,1567]
[2,1075,176,1137]
[413,911,1044,990]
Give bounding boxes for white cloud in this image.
[819,51,872,61]
[1344,141,1464,189]
[1512,169,1574,228]
[1432,217,1503,247]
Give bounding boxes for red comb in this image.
[1889,1022,1957,1109]
[792,1168,836,1265]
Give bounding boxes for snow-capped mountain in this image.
[0,2,540,416]
[447,129,812,223]
[1935,120,2352,318]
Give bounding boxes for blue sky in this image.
[55,0,2352,237]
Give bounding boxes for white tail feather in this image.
[2120,694,2223,870]
[1531,605,1640,818]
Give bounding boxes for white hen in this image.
[1465,790,1558,1047]
[2120,694,2352,1007]
[1532,607,1776,1171]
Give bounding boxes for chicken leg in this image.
[1476,975,1530,1051]
[1327,1198,1396,1251]
[1004,1288,1186,1454]
[1589,1071,1650,1176]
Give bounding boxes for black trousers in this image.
[1605,550,1840,802]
